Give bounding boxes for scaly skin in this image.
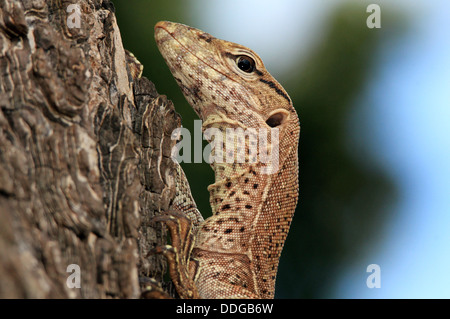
[154,21,300,299]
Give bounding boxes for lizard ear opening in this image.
[266,109,289,128]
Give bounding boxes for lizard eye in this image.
[236,56,255,73]
[266,110,288,127]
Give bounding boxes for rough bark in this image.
[0,0,178,298]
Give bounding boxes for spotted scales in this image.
[153,21,300,299]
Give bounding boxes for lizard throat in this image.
[204,124,278,216]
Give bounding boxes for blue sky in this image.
[336,0,450,298]
[191,0,450,298]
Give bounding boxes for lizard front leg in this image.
[151,210,200,299]
[146,164,203,298]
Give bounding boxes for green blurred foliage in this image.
[114,1,398,298]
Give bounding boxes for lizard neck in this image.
[202,119,276,217]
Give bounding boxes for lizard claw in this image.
[147,244,176,257]
[150,211,194,258]
[146,210,200,299]
[140,277,173,299]
[151,211,191,224]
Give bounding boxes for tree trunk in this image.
[0,0,177,298]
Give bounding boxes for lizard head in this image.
[154,21,298,130]
[155,21,299,176]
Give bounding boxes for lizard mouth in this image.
[154,21,238,87]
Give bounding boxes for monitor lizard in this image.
[150,21,300,299]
